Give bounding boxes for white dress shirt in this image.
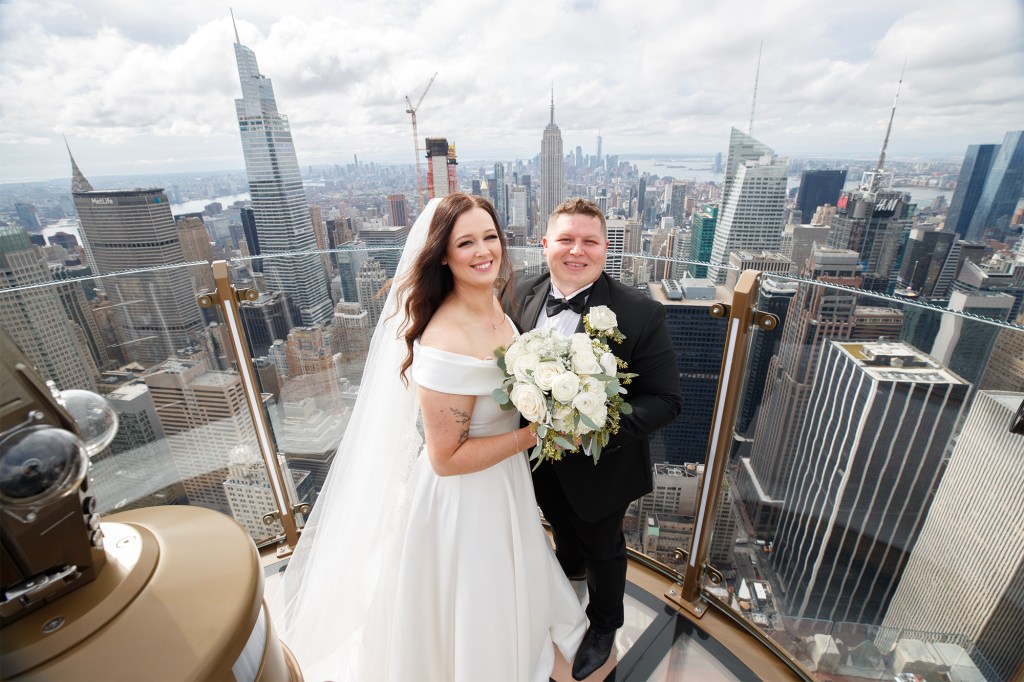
[536,282,593,337]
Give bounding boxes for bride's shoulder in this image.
[418,306,465,354]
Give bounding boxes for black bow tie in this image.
[545,290,588,317]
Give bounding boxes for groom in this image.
[502,197,682,680]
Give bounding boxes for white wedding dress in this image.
[363,341,586,681]
[270,198,584,681]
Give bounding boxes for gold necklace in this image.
[490,308,506,330]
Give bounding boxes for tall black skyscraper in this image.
[945,143,999,239]
[795,169,847,225]
[966,130,1024,243]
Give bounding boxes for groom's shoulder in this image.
[514,272,549,296]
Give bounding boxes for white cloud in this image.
[0,0,1022,182]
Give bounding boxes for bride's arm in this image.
[418,386,533,477]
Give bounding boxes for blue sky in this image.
[1,0,1022,182]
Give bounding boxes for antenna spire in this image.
[550,85,555,125]
[749,41,763,136]
[870,58,906,193]
[230,8,240,44]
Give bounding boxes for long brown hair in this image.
[394,193,513,382]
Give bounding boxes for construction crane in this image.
[405,72,438,211]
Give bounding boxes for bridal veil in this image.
[269,198,439,680]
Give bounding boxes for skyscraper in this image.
[492,162,508,228]
[707,128,788,285]
[930,288,1015,384]
[143,359,258,516]
[233,28,333,326]
[425,138,457,199]
[772,341,969,625]
[648,279,728,464]
[736,247,861,532]
[0,225,98,390]
[387,194,409,228]
[89,382,186,512]
[827,187,908,293]
[879,390,1024,682]
[71,160,204,367]
[356,259,387,326]
[795,170,847,225]
[897,227,956,297]
[539,91,564,226]
[359,223,407,279]
[945,144,999,239]
[966,130,1024,243]
[605,217,626,281]
[688,205,718,278]
[668,181,688,227]
[175,216,216,294]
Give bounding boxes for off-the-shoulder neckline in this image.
[414,341,499,364]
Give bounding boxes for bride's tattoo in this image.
[450,407,470,444]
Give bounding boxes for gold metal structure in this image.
[678,269,779,612]
[198,261,300,553]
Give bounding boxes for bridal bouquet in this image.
[493,306,636,467]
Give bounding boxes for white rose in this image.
[510,352,540,383]
[504,339,526,366]
[573,390,608,433]
[572,348,601,375]
[510,383,548,423]
[599,352,618,377]
[533,361,565,391]
[587,306,617,332]
[551,372,581,402]
[569,333,592,353]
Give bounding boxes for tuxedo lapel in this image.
[575,274,612,333]
[523,277,551,331]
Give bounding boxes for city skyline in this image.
[2,0,1023,183]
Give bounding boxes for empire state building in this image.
[233,25,333,326]
[539,91,564,234]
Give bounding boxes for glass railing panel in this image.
[0,252,286,546]
[232,247,406,517]
[723,271,1023,682]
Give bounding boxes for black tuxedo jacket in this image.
[502,272,682,522]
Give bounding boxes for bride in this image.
[271,193,587,681]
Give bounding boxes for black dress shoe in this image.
[571,626,616,680]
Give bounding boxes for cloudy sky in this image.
[1,0,1023,184]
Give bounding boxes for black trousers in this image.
[533,466,629,633]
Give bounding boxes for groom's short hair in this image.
[547,197,607,237]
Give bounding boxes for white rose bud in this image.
[551,372,581,402]
[510,352,541,383]
[599,352,618,376]
[510,383,548,424]
[533,361,565,391]
[572,348,601,375]
[587,305,617,332]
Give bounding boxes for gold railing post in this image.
[198,261,301,555]
[676,269,778,613]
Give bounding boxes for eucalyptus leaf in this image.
[492,389,510,404]
[620,402,633,415]
[553,434,576,450]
